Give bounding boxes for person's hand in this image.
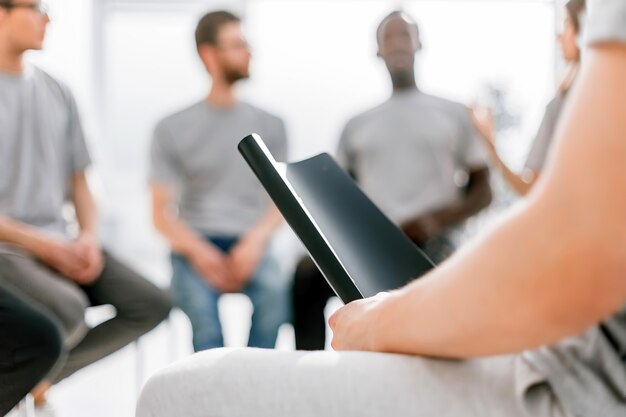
[36,238,90,281]
[226,234,265,289]
[188,241,236,293]
[329,292,391,351]
[470,107,496,150]
[400,214,439,244]
[71,232,104,285]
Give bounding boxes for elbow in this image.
[583,250,626,321]
[547,229,626,332]
[524,186,626,339]
[573,209,626,319]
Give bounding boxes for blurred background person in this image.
[292,10,493,351]
[150,10,289,352]
[0,0,172,412]
[472,0,586,196]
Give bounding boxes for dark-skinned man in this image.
[292,10,492,351]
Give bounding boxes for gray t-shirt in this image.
[150,101,287,236]
[585,0,626,45]
[336,90,488,225]
[524,94,567,173]
[0,66,91,254]
[525,3,626,416]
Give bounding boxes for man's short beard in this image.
[223,68,249,85]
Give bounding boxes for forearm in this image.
[154,211,206,258]
[375,198,625,358]
[0,215,50,256]
[151,184,208,257]
[243,205,283,244]
[426,169,492,231]
[71,173,98,236]
[487,148,535,196]
[372,45,626,358]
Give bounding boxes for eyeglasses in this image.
[216,40,251,52]
[0,2,49,16]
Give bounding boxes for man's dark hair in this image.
[376,10,420,45]
[195,10,240,49]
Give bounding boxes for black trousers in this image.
[292,257,335,350]
[292,234,455,350]
[0,283,62,415]
[0,252,172,383]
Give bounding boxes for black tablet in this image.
[238,133,435,303]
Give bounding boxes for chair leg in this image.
[166,313,178,362]
[134,339,145,399]
[16,394,35,417]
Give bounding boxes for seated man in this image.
[150,11,289,352]
[137,1,626,417]
[293,11,492,351]
[0,0,172,407]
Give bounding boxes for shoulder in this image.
[31,67,76,106]
[241,102,284,127]
[419,93,469,118]
[240,103,287,149]
[158,101,205,128]
[240,102,288,152]
[154,101,205,141]
[342,102,388,134]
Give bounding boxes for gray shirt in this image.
[0,66,91,254]
[150,101,287,236]
[524,94,567,172]
[336,90,488,225]
[525,3,626,416]
[585,0,626,45]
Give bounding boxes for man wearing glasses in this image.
[0,1,172,412]
[150,11,289,352]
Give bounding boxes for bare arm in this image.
[401,167,492,242]
[486,145,537,196]
[0,174,96,255]
[228,204,283,284]
[71,172,98,237]
[0,215,53,257]
[241,204,283,246]
[69,172,104,283]
[151,183,232,290]
[472,109,537,196]
[331,44,626,357]
[151,183,207,258]
[0,174,95,279]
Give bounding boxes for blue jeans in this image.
[170,236,289,352]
